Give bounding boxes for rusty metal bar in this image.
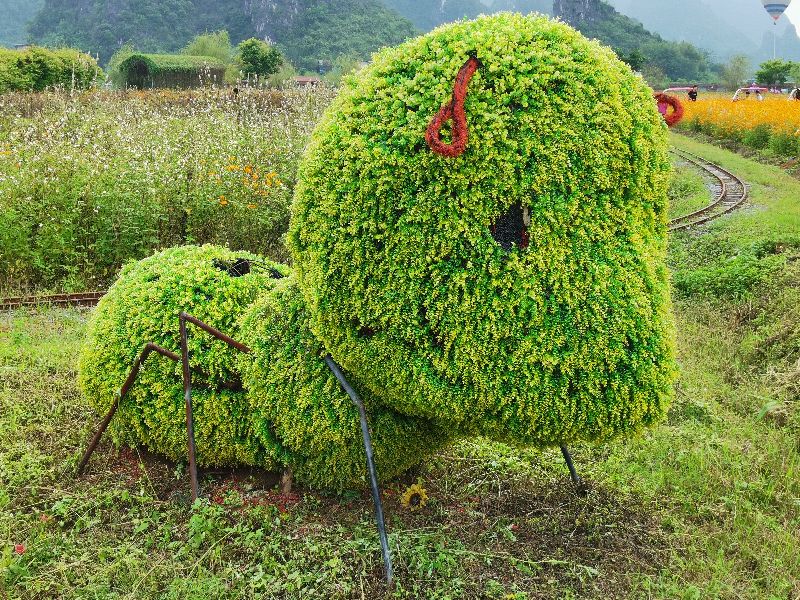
[177,312,252,502]
[323,355,394,585]
[179,314,200,502]
[77,342,179,475]
[180,312,251,354]
[79,311,250,504]
[1,291,106,311]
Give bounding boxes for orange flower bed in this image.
[681,93,800,138]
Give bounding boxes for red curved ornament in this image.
[426,56,481,157]
[653,93,684,127]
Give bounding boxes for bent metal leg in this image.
[77,342,180,476]
[77,313,255,502]
[323,355,394,585]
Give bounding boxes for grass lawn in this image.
[667,158,714,221]
[1,133,799,598]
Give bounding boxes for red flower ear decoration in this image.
[653,93,684,127]
[426,56,482,157]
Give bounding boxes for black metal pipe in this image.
[179,315,200,502]
[560,445,582,486]
[323,355,394,585]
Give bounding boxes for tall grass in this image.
[0,87,335,294]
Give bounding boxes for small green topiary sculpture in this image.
[78,245,291,467]
[237,279,452,490]
[289,13,676,446]
[79,245,451,488]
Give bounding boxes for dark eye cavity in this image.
[490,202,529,251]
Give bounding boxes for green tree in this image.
[107,43,136,88]
[322,54,361,85]
[182,30,233,64]
[640,64,669,90]
[755,59,794,86]
[237,38,282,78]
[721,55,751,91]
[265,60,299,87]
[615,47,645,71]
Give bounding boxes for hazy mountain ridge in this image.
[0,0,44,46]
[605,0,800,61]
[21,0,416,69]
[9,0,718,82]
[381,0,551,30]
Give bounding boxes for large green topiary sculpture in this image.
[78,245,291,467]
[289,13,676,446]
[237,278,452,490]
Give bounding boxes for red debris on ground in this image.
[209,479,300,513]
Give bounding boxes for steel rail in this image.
[0,291,106,311]
[668,148,749,231]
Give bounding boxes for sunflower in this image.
[400,482,428,511]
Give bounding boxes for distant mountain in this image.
[381,0,550,31]
[0,0,44,47]
[382,0,713,81]
[24,0,716,82]
[380,0,487,31]
[605,0,800,62]
[553,0,713,81]
[27,0,417,69]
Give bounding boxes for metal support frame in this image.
[77,313,252,502]
[77,342,180,475]
[78,311,581,585]
[323,355,394,585]
[177,312,252,500]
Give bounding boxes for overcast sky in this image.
[784,3,800,32]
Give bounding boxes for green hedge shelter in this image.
[118,53,226,89]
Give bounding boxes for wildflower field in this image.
[680,93,800,156]
[0,88,334,294]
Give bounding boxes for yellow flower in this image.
[244,165,253,174]
[400,482,428,511]
[247,203,257,209]
[218,195,228,206]
[682,94,800,137]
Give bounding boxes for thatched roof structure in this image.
[118,54,226,89]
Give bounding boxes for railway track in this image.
[0,151,749,312]
[0,291,105,311]
[668,148,749,232]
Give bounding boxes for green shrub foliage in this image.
[78,245,291,467]
[0,46,102,93]
[289,13,676,446]
[237,279,452,490]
